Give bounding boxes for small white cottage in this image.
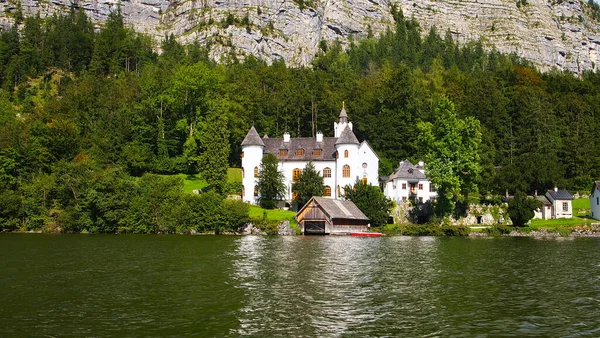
[384,160,437,203]
[533,195,552,220]
[545,188,574,219]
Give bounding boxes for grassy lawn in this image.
[248,205,296,222]
[160,168,243,194]
[572,197,590,216]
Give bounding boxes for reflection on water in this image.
[1,235,600,336]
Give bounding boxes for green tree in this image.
[256,153,286,209]
[508,191,540,227]
[292,161,324,207]
[343,179,393,227]
[199,106,230,193]
[417,96,482,217]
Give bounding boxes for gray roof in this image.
[241,126,265,147]
[263,136,337,161]
[535,195,551,206]
[546,189,574,201]
[388,160,426,181]
[310,197,369,221]
[335,126,360,145]
[339,105,348,120]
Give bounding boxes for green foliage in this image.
[383,223,470,236]
[292,161,324,208]
[417,96,482,217]
[1,9,600,233]
[343,179,394,227]
[508,191,541,227]
[198,104,230,194]
[256,153,287,209]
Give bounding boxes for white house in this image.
[545,187,574,219]
[533,195,552,220]
[241,105,379,207]
[384,160,437,203]
[591,181,600,221]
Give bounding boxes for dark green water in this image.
[1,235,600,337]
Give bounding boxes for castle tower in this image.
[334,102,353,138]
[335,125,360,198]
[241,126,265,204]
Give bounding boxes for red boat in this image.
[351,232,383,237]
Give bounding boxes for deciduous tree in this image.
[508,191,540,227]
[417,96,482,217]
[343,179,393,227]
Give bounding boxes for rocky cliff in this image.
[2,0,600,72]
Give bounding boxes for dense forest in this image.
[1,6,599,232]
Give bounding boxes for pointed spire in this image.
[339,102,348,123]
[241,126,265,147]
[335,125,359,145]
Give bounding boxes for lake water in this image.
[1,234,600,336]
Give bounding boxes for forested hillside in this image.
[1,8,599,232]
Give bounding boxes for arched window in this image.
[324,186,332,197]
[323,167,332,178]
[241,151,244,158]
[292,168,302,182]
[254,186,258,196]
[254,167,259,177]
[337,185,341,197]
[344,149,349,158]
[342,165,350,178]
[361,177,367,184]
[242,168,245,179]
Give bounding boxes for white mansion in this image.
[384,160,437,203]
[241,106,379,206]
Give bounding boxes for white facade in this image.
[545,188,574,219]
[384,160,437,203]
[240,107,379,207]
[591,182,600,221]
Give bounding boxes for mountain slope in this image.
[3,0,600,72]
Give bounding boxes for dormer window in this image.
[296,149,304,156]
[279,149,288,156]
[313,149,321,156]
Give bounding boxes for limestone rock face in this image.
[3,0,600,72]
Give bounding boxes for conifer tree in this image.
[199,106,230,194]
[292,161,324,207]
[256,153,286,209]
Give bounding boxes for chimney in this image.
[554,187,558,192]
[316,131,323,142]
[283,132,290,143]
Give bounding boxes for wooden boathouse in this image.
[295,197,370,235]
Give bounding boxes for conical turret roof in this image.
[335,125,359,145]
[241,126,265,147]
[339,102,348,123]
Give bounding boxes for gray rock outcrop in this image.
[3,0,600,72]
